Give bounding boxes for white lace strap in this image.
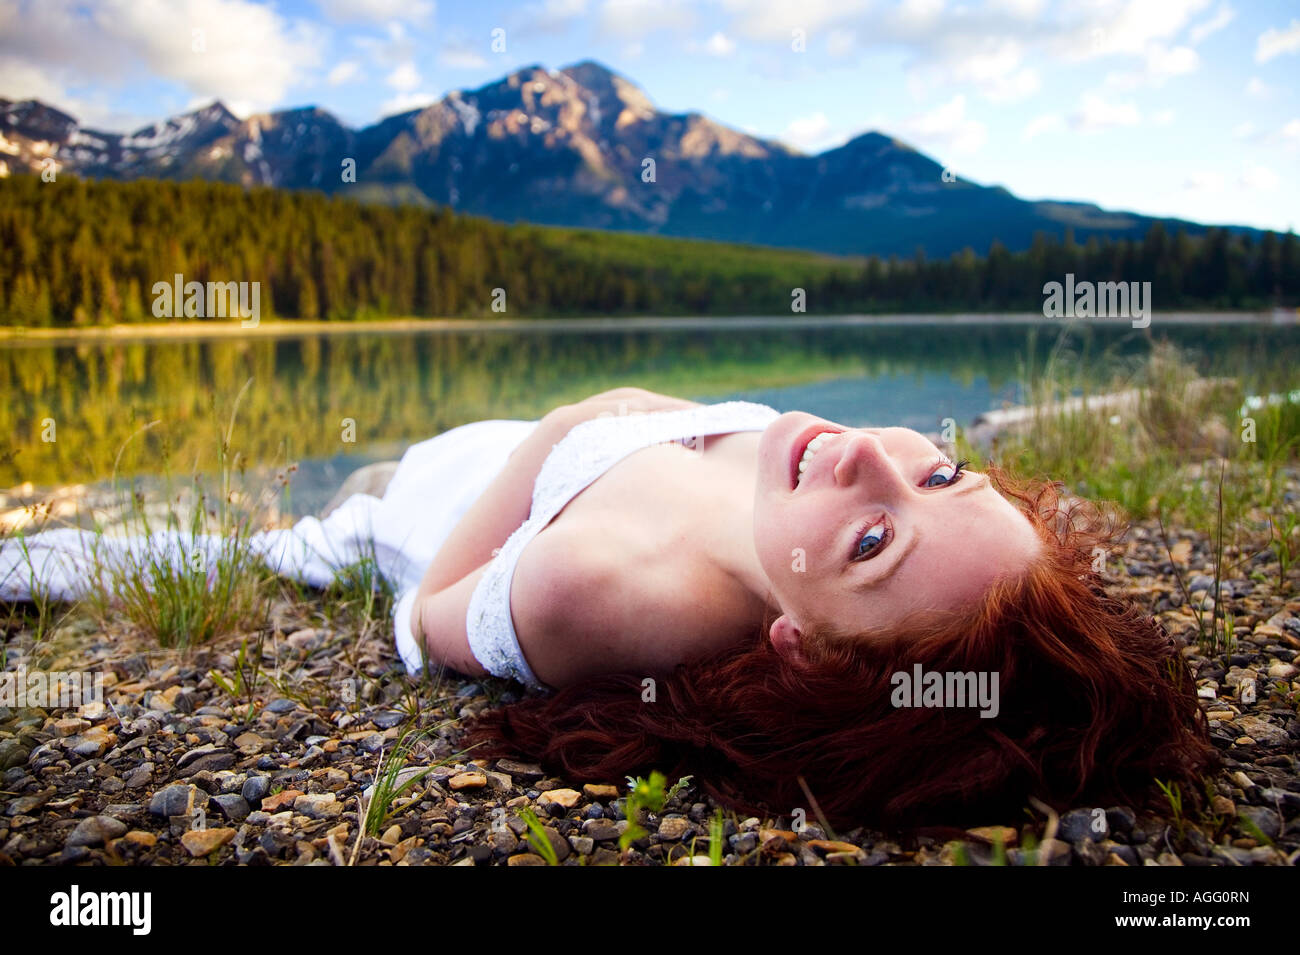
[466,401,780,690]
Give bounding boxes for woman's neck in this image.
[696,432,782,621]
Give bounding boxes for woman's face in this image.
[753,412,1043,656]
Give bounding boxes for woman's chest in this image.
[539,429,760,532]
[510,430,765,678]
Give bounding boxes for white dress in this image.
[0,401,783,693]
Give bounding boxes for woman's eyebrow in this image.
[851,473,991,591]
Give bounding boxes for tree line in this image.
[0,174,1295,327]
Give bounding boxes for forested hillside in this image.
[1,175,1296,327]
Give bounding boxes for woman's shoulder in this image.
[507,518,712,685]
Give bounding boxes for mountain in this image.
[0,61,1257,258]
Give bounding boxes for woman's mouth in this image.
[790,424,843,490]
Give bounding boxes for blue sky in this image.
[1,0,1297,232]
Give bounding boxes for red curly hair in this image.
[460,464,1218,828]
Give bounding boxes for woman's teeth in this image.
[796,431,836,485]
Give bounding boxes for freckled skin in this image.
[751,412,1044,661]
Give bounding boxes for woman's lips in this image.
[789,421,844,490]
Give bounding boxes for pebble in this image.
[148,783,198,817]
[1237,806,1281,840]
[449,771,487,791]
[582,818,621,841]
[66,815,127,848]
[537,788,581,810]
[370,711,405,729]
[241,775,272,804]
[495,759,544,779]
[293,793,342,820]
[211,794,251,822]
[656,817,692,841]
[261,789,302,812]
[181,827,236,856]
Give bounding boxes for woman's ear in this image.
[768,614,809,666]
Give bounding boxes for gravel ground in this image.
[1,474,1297,867]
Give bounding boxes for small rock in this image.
[448,771,487,791]
[148,783,198,817]
[537,788,581,810]
[210,793,250,822]
[967,825,1017,846]
[180,827,236,857]
[260,789,302,813]
[1237,806,1281,840]
[293,793,341,820]
[582,783,621,800]
[657,817,692,841]
[241,775,271,805]
[123,830,156,848]
[1236,716,1288,747]
[495,759,544,779]
[66,815,127,848]
[52,718,90,737]
[370,711,405,730]
[582,818,621,842]
[1058,808,1104,843]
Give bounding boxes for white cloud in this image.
[1245,76,1271,97]
[386,61,421,91]
[1021,112,1064,142]
[704,32,736,56]
[1182,171,1224,192]
[1145,44,1199,78]
[715,0,872,41]
[1070,93,1141,132]
[1283,119,1300,143]
[515,0,589,36]
[826,28,855,57]
[1151,108,1175,125]
[987,0,1045,18]
[1256,18,1300,62]
[1239,162,1279,191]
[1106,43,1200,89]
[440,45,488,69]
[316,0,435,23]
[1188,4,1234,44]
[379,91,438,116]
[1231,121,1254,140]
[1082,0,1212,58]
[780,111,833,151]
[326,60,362,86]
[599,0,696,38]
[894,0,945,31]
[0,0,324,116]
[896,94,987,155]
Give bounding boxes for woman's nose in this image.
[833,431,902,492]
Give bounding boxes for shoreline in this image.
[0,309,1296,346]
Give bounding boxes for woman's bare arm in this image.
[409,387,700,675]
[413,387,700,602]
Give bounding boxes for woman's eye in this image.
[924,460,967,488]
[854,519,888,560]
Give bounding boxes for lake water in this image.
[1,316,1295,517]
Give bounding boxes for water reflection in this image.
[0,319,1294,515]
